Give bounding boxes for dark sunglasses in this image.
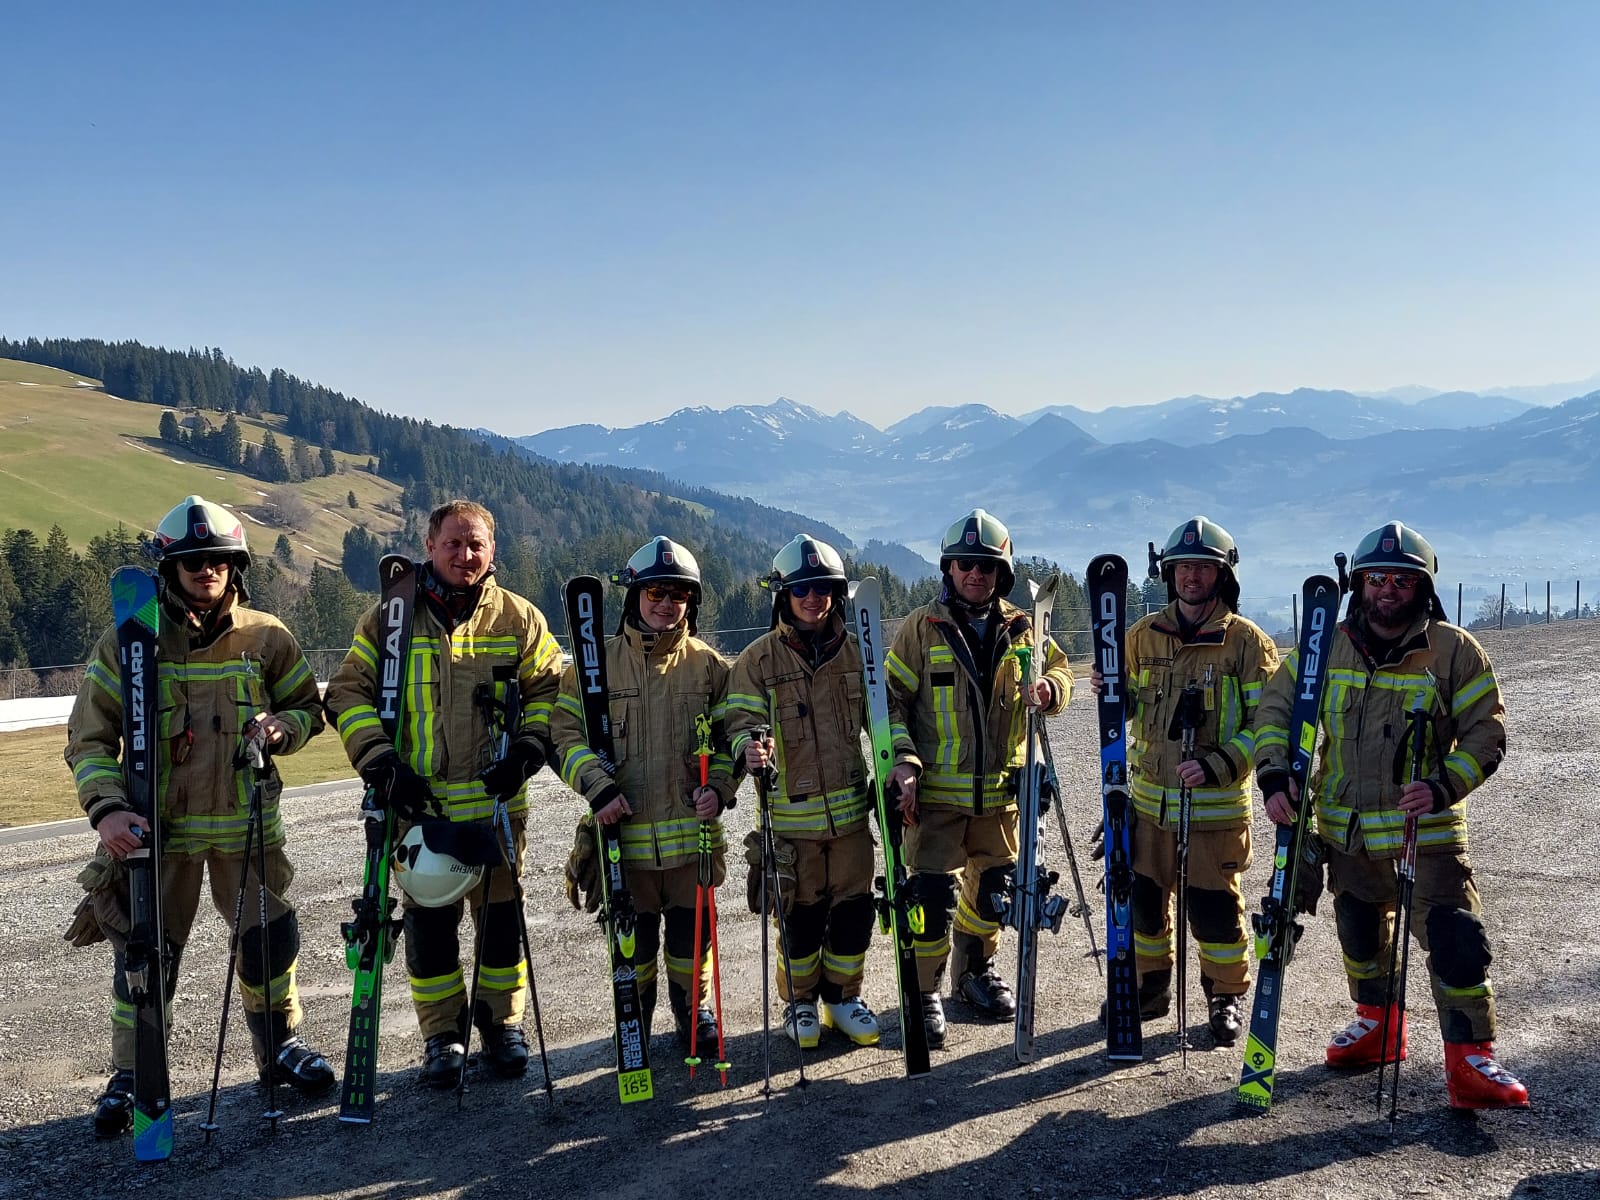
[789,582,833,599]
[1363,571,1420,592]
[642,584,692,603]
[176,554,235,572]
[953,558,998,575]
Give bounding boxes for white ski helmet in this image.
[391,824,484,907]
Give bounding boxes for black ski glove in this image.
[360,751,437,822]
[480,735,546,800]
[1256,768,1291,809]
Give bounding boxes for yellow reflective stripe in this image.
[270,657,314,703]
[955,893,999,936]
[410,970,465,1003]
[822,948,866,976]
[1135,930,1172,957]
[886,651,918,691]
[913,935,950,960]
[86,658,120,700]
[1440,981,1492,1001]
[1445,751,1485,789]
[478,961,528,993]
[112,997,135,1028]
[1254,722,1289,753]
[1197,940,1247,965]
[338,705,382,742]
[1452,670,1494,713]
[348,633,378,669]
[75,756,123,789]
[238,962,297,1007]
[635,959,659,986]
[1131,776,1250,825]
[1343,952,1385,982]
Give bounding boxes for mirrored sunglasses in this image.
[176,554,235,572]
[642,584,692,603]
[789,582,833,599]
[1363,571,1420,592]
[953,558,998,575]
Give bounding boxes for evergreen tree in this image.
[347,489,358,509]
[294,563,368,651]
[341,525,384,592]
[159,410,183,444]
[274,533,295,566]
[258,430,290,482]
[221,412,244,467]
[319,441,337,476]
[290,435,316,482]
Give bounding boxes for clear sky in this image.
[3,2,1596,434]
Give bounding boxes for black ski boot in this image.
[1138,968,1172,1020]
[248,1010,336,1097]
[921,992,947,1050]
[668,981,714,1051]
[92,1069,135,1139]
[954,933,1016,1020]
[478,1024,530,1078]
[422,1032,467,1090]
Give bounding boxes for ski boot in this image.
[1207,994,1243,1046]
[821,996,881,1046]
[782,1000,821,1049]
[954,934,1017,1020]
[921,992,947,1050]
[92,1069,135,1139]
[1445,1041,1530,1110]
[668,981,717,1051]
[422,1032,467,1089]
[1325,1003,1406,1069]
[248,1010,336,1097]
[1098,967,1172,1025]
[478,1024,530,1079]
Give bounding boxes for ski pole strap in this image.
[694,712,712,788]
[1168,685,1205,742]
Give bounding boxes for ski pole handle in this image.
[694,711,712,789]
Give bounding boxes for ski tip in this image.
[132,1112,173,1161]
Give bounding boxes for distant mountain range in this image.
[519,384,1600,609]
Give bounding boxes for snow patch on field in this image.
[243,512,265,524]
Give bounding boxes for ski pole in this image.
[1377,695,1429,1129]
[1039,733,1100,972]
[753,724,807,1096]
[200,723,268,1143]
[1170,684,1204,1067]
[685,713,730,1084]
[239,721,285,1131]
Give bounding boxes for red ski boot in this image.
[1445,1041,1530,1109]
[1325,1003,1406,1068]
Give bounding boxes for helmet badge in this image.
[1183,530,1196,545]
[662,550,674,565]
[964,531,976,546]
[1382,537,1395,553]
[194,522,210,539]
[807,552,818,567]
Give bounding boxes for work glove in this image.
[360,751,438,822]
[480,736,547,800]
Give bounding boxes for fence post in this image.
[1456,582,1462,627]
[1292,594,1298,644]
[1547,581,1552,623]
[1499,584,1506,630]
[1578,580,1583,618]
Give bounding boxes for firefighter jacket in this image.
[725,611,871,841]
[66,588,323,856]
[1127,602,1280,832]
[885,595,1073,814]
[550,619,738,871]
[1253,612,1505,858]
[326,573,563,823]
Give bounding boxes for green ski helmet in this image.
[152,494,250,565]
[1349,520,1445,618]
[939,508,1015,598]
[1149,516,1240,610]
[760,533,847,627]
[611,535,703,632]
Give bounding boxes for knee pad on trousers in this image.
[1334,893,1384,963]
[1426,905,1493,988]
[635,911,663,966]
[1188,887,1240,945]
[912,872,956,938]
[404,903,463,979]
[1132,873,1167,937]
[785,899,830,957]
[828,895,876,955]
[975,865,1013,923]
[112,943,185,1005]
[239,911,300,987]
[662,905,696,961]
[477,898,523,968]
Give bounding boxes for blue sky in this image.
[4,2,1596,433]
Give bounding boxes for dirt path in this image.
[2,621,1596,1200]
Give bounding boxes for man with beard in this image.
[1253,521,1529,1110]
[1092,517,1279,1046]
[884,509,1073,1048]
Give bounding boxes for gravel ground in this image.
[2,620,1597,1200]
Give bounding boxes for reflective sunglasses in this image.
[1363,570,1420,592]
[789,582,833,599]
[642,584,692,603]
[176,554,235,572]
[953,558,998,575]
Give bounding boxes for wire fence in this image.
[4,583,1594,701]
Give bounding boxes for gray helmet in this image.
[611,536,702,632]
[1349,520,1445,619]
[938,508,1015,598]
[152,495,250,566]
[761,534,846,627]
[1150,516,1240,610]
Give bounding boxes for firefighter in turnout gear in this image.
[326,500,564,1088]
[884,509,1073,1048]
[1254,521,1529,1110]
[726,534,880,1049]
[550,536,740,1053]
[1092,517,1279,1046]
[66,496,333,1138]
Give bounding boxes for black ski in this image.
[112,565,171,1161]
[852,577,930,1078]
[1237,573,1341,1111]
[1089,554,1142,1063]
[338,554,416,1123]
[564,575,653,1104]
